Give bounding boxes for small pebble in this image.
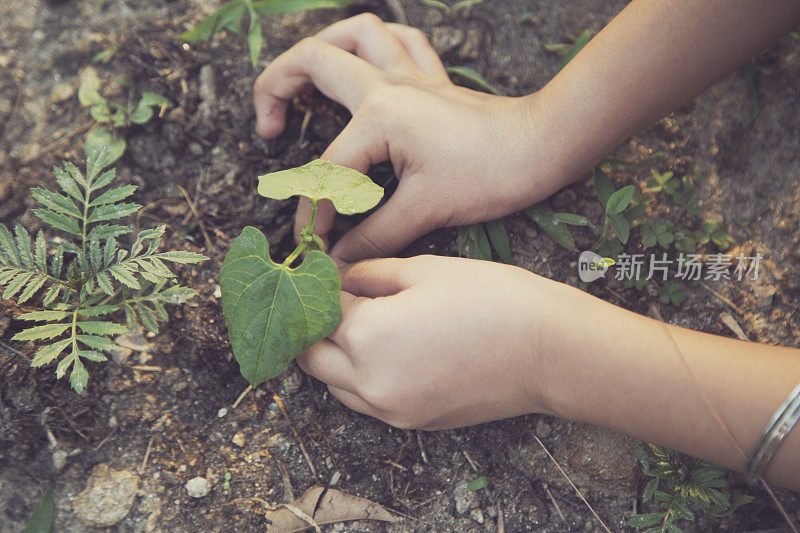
[232,432,246,447]
[185,477,212,498]
[217,408,228,418]
[470,508,485,524]
[52,449,68,471]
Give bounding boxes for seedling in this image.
[23,486,54,533]
[79,70,171,167]
[179,0,350,68]
[629,443,753,532]
[0,147,207,393]
[219,159,383,387]
[419,0,483,16]
[458,220,512,263]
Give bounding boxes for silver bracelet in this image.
[744,380,800,484]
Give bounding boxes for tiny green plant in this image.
[418,0,483,16]
[528,160,740,306]
[79,70,171,168]
[219,159,383,387]
[629,443,753,532]
[0,147,207,393]
[179,0,350,68]
[23,486,54,533]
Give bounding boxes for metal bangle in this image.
[744,380,800,484]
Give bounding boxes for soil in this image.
[1,0,800,531]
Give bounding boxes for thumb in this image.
[330,179,438,263]
[339,257,413,298]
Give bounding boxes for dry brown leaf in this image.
[265,486,398,532]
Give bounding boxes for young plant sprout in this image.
[220,159,383,387]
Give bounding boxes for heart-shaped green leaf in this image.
[220,226,341,387]
[258,159,383,215]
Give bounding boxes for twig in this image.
[274,455,295,502]
[298,108,312,148]
[533,435,612,533]
[701,282,744,315]
[496,501,505,533]
[93,426,117,452]
[270,388,317,478]
[232,384,253,409]
[283,503,321,533]
[130,365,162,372]
[384,459,407,471]
[176,184,214,251]
[139,435,155,474]
[463,450,479,471]
[416,431,428,463]
[542,482,566,523]
[0,339,28,361]
[41,408,58,448]
[760,480,798,533]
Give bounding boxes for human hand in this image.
[295,254,564,430]
[253,14,567,264]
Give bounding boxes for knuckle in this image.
[295,36,321,57]
[340,319,373,353]
[360,383,397,412]
[353,12,384,28]
[360,82,395,113]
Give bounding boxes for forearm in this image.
[535,281,800,490]
[527,0,800,187]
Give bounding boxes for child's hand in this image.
[295,255,562,430]
[253,14,565,264]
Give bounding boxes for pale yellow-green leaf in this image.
[258,159,383,215]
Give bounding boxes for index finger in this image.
[253,36,384,138]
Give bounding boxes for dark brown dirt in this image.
[1,0,799,531]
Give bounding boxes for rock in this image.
[552,423,639,498]
[470,508,484,524]
[423,8,444,26]
[52,449,68,471]
[73,463,139,526]
[431,26,464,55]
[185,477,212,498]
[453,481,478,515]
[458,29,484,60]
[217,408,228,418]
[115,332,152,353]
[280,367,303,394]
[232,432,246,448]
[51,83,75,103]
[110,346,133,365]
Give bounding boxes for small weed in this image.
[0,147,207,393]
[179,0,350,68]
[419,0,483,15]
[467,476,490,491]
[23,486,54,533]
[629,444,753,532]
[79,69,171,167]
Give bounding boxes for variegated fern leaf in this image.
[0,147,207,393]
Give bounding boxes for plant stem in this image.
[282,199,319,268]
[593,216,611,250]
